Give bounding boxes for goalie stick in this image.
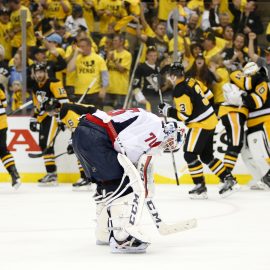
[145,198,197,235]
[158,76,180,186]
[106,120,197,235]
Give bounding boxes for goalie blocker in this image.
[72,107,188,253]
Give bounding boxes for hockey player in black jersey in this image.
[230,62,270,190]
[44,99,96,190]
[159,62,239,198]
[30,63,69,186]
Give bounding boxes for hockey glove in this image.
[58,122,66,131]
[29,118,38,132]
[67,140,74,155]
[158,103,172,117]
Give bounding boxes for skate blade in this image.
[96,240,109,246]
[189,192,208,200]
[72,185,92,192]
[12,182,21,190]
[251,181,270,191]
[110,243,149,254]
[38,182,58,187]
[220,184,240,198]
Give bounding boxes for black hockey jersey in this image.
[230,70,270,127]
[32,78,69,122]
[168,77,218,130]
[133,62,160,95]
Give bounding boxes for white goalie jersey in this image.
[92,108,166,164]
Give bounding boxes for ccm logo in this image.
[129,193,140,225]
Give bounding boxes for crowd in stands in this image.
[0,0,269,115]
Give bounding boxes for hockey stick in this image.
[158,82,180,186]
[54,151,67,159]
[106,120,197,235]
[7,100,33,116]
[28,125,61,158]
[77,78,97,104]
[145,198,197,235]
[28,79,96,159]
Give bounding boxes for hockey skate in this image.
[249,181,266,190]
[189,183,208,199]
[219,175,240,197]
[109,234,150,254]
[260,173,270,190]
[38,173,58,186]
[10,167,21,189]
[72,178,92,191]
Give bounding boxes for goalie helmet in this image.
[162,122,185,152]
[243,62,259,76]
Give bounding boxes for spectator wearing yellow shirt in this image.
[202,32,223,65]
[8,0,36,55]
[266,22,270,43]
[0,8,12,61]
[67,37,108,107]
[208,54,230,110]
[106,34,132,109]
[97,0,127,34]
[40,0,71,22]
[158,0,177,21]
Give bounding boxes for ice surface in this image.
[0,184,269,270]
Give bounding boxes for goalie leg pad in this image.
[247,131,270,176]
[95,201,110,245]
[241,140,264,188]
[136,154,155,198]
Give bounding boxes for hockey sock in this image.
[224,151,238,171]
[187,159,204,185]
[208,158,227,179]
[1,153,15,171]
[77,160,86,179]
[43,154,56,173]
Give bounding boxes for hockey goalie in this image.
[72,107,185,253]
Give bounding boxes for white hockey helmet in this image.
[243,62,259,76]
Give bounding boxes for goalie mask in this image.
[162,122,185,152]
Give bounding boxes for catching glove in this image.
[58,122,66,131]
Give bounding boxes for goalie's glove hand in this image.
[58,122,66,131]
[67,140,74,155]
[158,103,172,117]
[29,118,38,132]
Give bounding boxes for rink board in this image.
[0,116,252,184]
